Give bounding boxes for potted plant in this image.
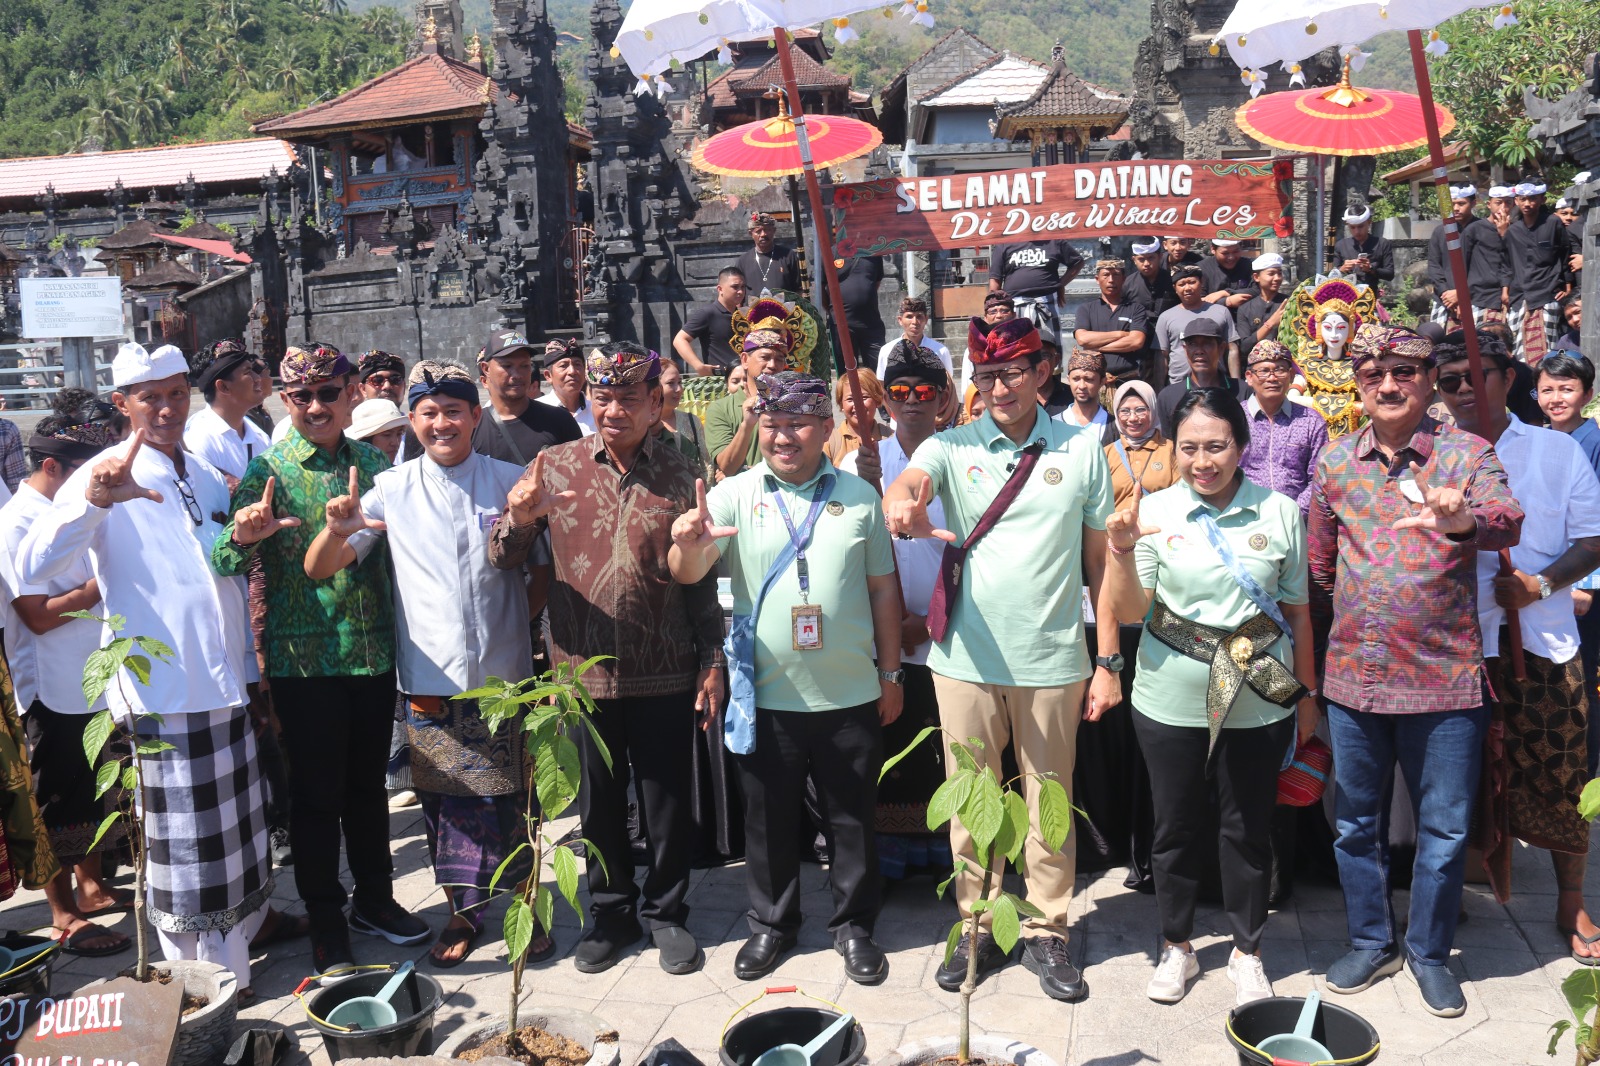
[71,612,239,1066]
[875,728,1075,1066]
[432,656,621,1066]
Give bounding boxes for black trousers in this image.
[1132,710,1293,954]
[737,703,882,941]
[272,674,398,927]
[577,692,697,930]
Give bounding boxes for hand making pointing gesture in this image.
[231,476,304,545]
[1392,461,1475,536]
[505,453,576,528]
[671,479,738,551]
[1104,484,1162,554]
[324,466,387,539]
[883,475,956,543]
[84,429,164,509]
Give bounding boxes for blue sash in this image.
[723,475,835,754]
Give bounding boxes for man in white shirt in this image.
[19,342,274,992]
[183,339,270,488]
[305,370,541,967]
[0,403,127,957]
[874,298,953,380]
[538,339,596,436]
[1436,335,1600,965]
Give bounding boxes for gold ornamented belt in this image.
[1147,601,1305,752]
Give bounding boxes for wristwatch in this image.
[877,668,905,686]
[1095,654,1125,673]
[1538,573,1554,600]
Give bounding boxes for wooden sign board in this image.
[0,974,184,1066]
[828,159,1292,259]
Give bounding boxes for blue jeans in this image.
[1326,702,1488,966]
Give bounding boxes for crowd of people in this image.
[0,174,1588,1030]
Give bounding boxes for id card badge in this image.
[792,604,823,651]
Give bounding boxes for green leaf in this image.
[942,920,964,967]
[578,837,609,883]
[949,742,979,774]
[574,654,615,677]
[81,710,114,768]
[926,773,970,831]
[996,790,1030,867]
[1548,1019,1572,1056]
[935,860,967,900]
[488,841,531,893]
[552,842,580,916]
[580,712,613,774]
[136,740,175,756]
[533,882,555,940]
[963,772,1004,853]
[88,810,121,852]
[94,761,119,798]
[969,899,989,914]
[123,654,152,686]
[503,897,534,960]
[63,610,109,625]
[132,636,174,662]
[1562,968,1600,1022]
[1579,779,1600,823]
[1038,777,1074,852]
[534,733,582,818]
[1010,895,1045,920]
[82,644,121,707]
[879,725,938,783]
[120,765,136,792]
[989,894,1020,954]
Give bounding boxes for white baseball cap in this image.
[112,342,188,390]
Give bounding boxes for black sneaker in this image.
[350,898,431,946]
[312,923,357,984]
[269,827,293,867]
[1021,936,1088,1002]
[935,931,1011,992]
[575,918,645,974]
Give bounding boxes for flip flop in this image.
[78,888,136,919]
[249,910,311,951]
[1560,925,1600,966]
[525,926,557,965]
[428,923,483,969]
[59,923,132,958]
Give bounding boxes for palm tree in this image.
[225,57,257,100]
[166,33,196,88]
[203,31,238,73]
[76,82,130,150]
[265,39,308,102]
[122,81,175,146]
[322,0,349,15]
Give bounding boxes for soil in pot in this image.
[116,967,210,1014]
[458,1025,595,1066]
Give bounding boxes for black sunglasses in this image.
[285,385,347,407]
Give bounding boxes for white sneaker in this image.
[1147,943,1200,1003]
[1228,950,1274,1006]
[388,789,419,809]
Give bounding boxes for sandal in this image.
[250,909,311,951]
[59,923,132,957]
[428,923,483,969]
[78,887,136,919]
[525,926,557,965]
[1559,925,1600,966]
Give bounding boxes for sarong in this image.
[0,659,58,891]
[25,703,127,866]
[1509,301,1560,363]
[138,708,271,934]
[1489,650,1590,855]
[418,792,532,930]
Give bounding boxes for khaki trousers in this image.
[931,674,1083,940]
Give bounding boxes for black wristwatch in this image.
[1095,654,1125,673]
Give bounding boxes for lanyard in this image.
[765,473,835,604]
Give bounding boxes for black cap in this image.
[483,327,537,362]
[1181,316,1225,341]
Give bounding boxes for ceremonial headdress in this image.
[29,392,119,463]
[1349,324,1434,367]
[753,371,831,418]
[966,316,1042,366]
[191,338,256,392]
[1212,238,1241,247]
[1246,339,1296,367]
[883,341,947,388]
[1512,180,1548,196]
[543,338,582,367]
[983,289,1015,311]
[1341,204,1372,224]
[1130,238,1162,256]
[730,297,820,373]
[1252,252,1284,272]
[1449,183,1479,199]
[1095,258,1127,274]
[358,349,405,380]
[1067,348,1106,375]
[407,368,480,410]
[407,358,474,387]
[585,345,662,386]
[1488,185,1513,198]
[749,211,777,227]
[281,343,351,384]
[112,342,189,390]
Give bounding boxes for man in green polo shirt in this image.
[885,315,1114,1004]
[670,370,902,986]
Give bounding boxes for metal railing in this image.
[0,340,119,409]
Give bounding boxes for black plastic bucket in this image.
[306,968,443,1063]
[1226,996,1380,1066]
[721,1007,865,1066]
[0,934,55,999]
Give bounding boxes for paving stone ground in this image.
[4,805,1594,1066]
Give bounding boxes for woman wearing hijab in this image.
[1104,380,1179,509]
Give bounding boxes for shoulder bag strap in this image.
[488,408,531,468]
[1189,506,1291,636]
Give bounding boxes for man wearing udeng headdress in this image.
[706,297,814,479]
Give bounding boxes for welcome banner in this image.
[827,158,1293,259]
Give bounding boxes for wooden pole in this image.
[1405,29,1524,679]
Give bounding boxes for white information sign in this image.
[19,277,124,339]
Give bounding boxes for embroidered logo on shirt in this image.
[1249,533,1268,550]
[964,465,990,490]
[751,501,773,526]
[1043,468,1063,485]
[826,501,845,516]
[1165,534,1186,553]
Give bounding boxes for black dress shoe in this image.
[836,936,887,985]
[734,932,796,980]
[1020,936,1087,1002]
[935,932,1010,992]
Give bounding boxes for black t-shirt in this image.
[683,300,739,370]
[1504,208,1573,308]
[1122,269,1179,320]
[988,240,1084,298]
[471,400,583,467]
[1167,250,1204,274]
[1332,234,1395,286]
[1073,296,1151,377]
[736,244,802,295]
[1428,217,1509,310]
[1234,294,1286,360]
[1199,255,1257,297]
[1157,376,1246,437]
[836,256,885,334]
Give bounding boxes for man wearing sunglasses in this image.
[1434,334,1600,969]
[357,350,407,406]
[1308,325,1522,1018]
[214,344,429,979]
[185,339,270,492]
[884,315,1113,1005]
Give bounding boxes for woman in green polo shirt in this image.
[1098,387,1319,1010]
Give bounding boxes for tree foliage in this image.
[0,0,410,157]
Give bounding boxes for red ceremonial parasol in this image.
[692,99,883,179]
[1235,62,1455,155]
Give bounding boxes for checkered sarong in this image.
[138,708,271,935]
[1509,301,1561,363]
[1430,301,1507,331]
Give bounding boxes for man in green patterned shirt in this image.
[213,343,428,978]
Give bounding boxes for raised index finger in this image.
[695,478,708,513]
[1409,461,1430,494]
[348,465,360,500]
[124,428,146,468]
[261,475,276,509]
